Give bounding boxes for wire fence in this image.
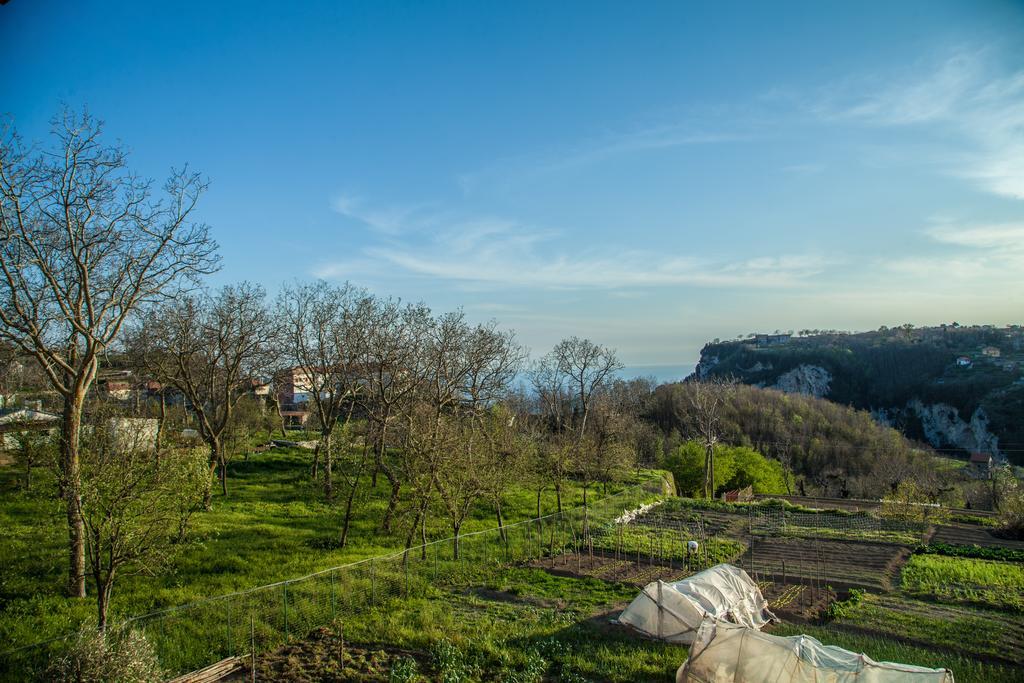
[1,479,666,681]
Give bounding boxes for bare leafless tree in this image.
[687,377,735,499]
[275,281,372,501]
[129,283,273,506]
[553,336,622,442]
[427,317,524,557]
[530,337,621,511]
[0,111,218,596]
[361,298,432,532]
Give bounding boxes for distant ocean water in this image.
[512,363,696,393]
[618,364,696,385]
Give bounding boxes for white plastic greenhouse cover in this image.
[618,564,775,644]
[677,620,954,683]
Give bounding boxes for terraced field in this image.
[932,524,1024,550]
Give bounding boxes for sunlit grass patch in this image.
[900,554,1024,612]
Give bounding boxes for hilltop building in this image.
[750,333,791,347]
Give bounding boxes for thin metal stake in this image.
[250,614,256,683]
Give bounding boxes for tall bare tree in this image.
[426,316,524,557]
[0,111,218,596]
[687,377,734,499]
[275,281,371,500]
[530,337,621,511]
[130,283,273,506]
[361,298,431,532]
[553,336,622,443]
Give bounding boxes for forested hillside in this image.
[646,382,947,500]
[692,325,1024,465]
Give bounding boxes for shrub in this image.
[48,626,165,683]
[663,441,788,498]
[389,655,420,683]
[994,468,1024,540]
[879,481,949,525]
[826,588,866,619]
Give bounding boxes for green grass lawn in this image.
[900,554,1024,612]
[824,592,1024,666]
[255,567,687,682]
[0,445,664,653]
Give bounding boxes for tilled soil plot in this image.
[759,580,836,623]
[633,509,748,538]
[738,536,909,591]
[227,627,428,682]
[529,552,697,587]
[932,524,1024,550]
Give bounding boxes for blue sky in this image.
[3,1,1024,380]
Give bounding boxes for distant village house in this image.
[750,333,791,347]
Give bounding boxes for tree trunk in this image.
[220,453,228,496]
[375,420,401,532]
[420,509,427,560]
[536,487,544,519]
[404,503,425,553]
[703,444,713,500]
[452,522,462,560]
[96,576,113,632]
[382,474,401,532]
[61,399,87,598]
[582,485,590,538]
[323,431,333,501]
[496,501,507,545]
[155,392,166,468]
[708,443,715,500]
[203,440,220,510]
[338,446,367,548]
[311,442,321,480]
[555,481,562,513]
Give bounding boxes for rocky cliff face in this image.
[771,364,832,398]
[694,354,719,379]
[905,399,1000,455]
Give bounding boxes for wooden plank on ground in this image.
[167,655,244,683]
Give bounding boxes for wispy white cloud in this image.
[317,197,829,290]
[925,222,1024,250]
[880,219,1024,282]
[814,48,1024,200]
[330,193,445,234]
[458,124,741,193]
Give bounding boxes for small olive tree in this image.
[79,418,207,631]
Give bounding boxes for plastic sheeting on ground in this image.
[677,620,954,683]
[617,564,775,644]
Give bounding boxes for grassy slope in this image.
[900,554,1024,612]
[0,445,662,650]
[258,567,687,682]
